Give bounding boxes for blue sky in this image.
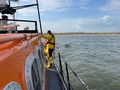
[2,0,120,33]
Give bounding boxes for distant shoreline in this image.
[54,32,120,36]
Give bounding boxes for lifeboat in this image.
[0,33,43,90]
[0,0,89,90]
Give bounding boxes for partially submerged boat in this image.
[0,0,89,90]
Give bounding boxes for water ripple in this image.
[56,36,120,90]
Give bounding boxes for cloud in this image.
[42,20,76,33]
[102,15,110,23]
[14,0,72,16]
[101,0,120,12]
[39,0,90,11]
[74,15,120,32]
[9,0,120,32]
[76,0,90,7]
[37,14,120,32]
[39,0,72,11]
[17,8,37,16]
[12,0,37,16]
[12,0,90,16]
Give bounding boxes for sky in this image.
[1,0,120,33]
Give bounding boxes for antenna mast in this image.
[36,0,43,34]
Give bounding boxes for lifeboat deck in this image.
[45,69,63,90]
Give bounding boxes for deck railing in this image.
[53,49,90,90]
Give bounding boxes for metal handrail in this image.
[66,62,89,90]
[53,56,68,90]
[0,33,39,44]
[53,49,90,90]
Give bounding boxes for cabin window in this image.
[31,59,41,90]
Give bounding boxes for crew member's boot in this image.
[44,64,47,69]
[46,60,51,68]
[44,48,49,68]
[45,57,52,68]
[49,57,52,64]
[44,58,48,68]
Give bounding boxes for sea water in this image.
[55,35,120,90]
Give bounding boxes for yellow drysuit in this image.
[42,34,55,68]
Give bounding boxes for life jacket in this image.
[42,34,55,49]
[46,35,55,45]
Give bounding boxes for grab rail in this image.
[53,49,90,90]
[0,33,39,44]
[0,34,40,51]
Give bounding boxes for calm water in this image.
[55,35,120,90]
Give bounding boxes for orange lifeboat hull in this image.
[0,34,40,90]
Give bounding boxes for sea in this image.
[55,35,120,90]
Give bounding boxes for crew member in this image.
[1,15,17,33]
[41,30,55,68]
